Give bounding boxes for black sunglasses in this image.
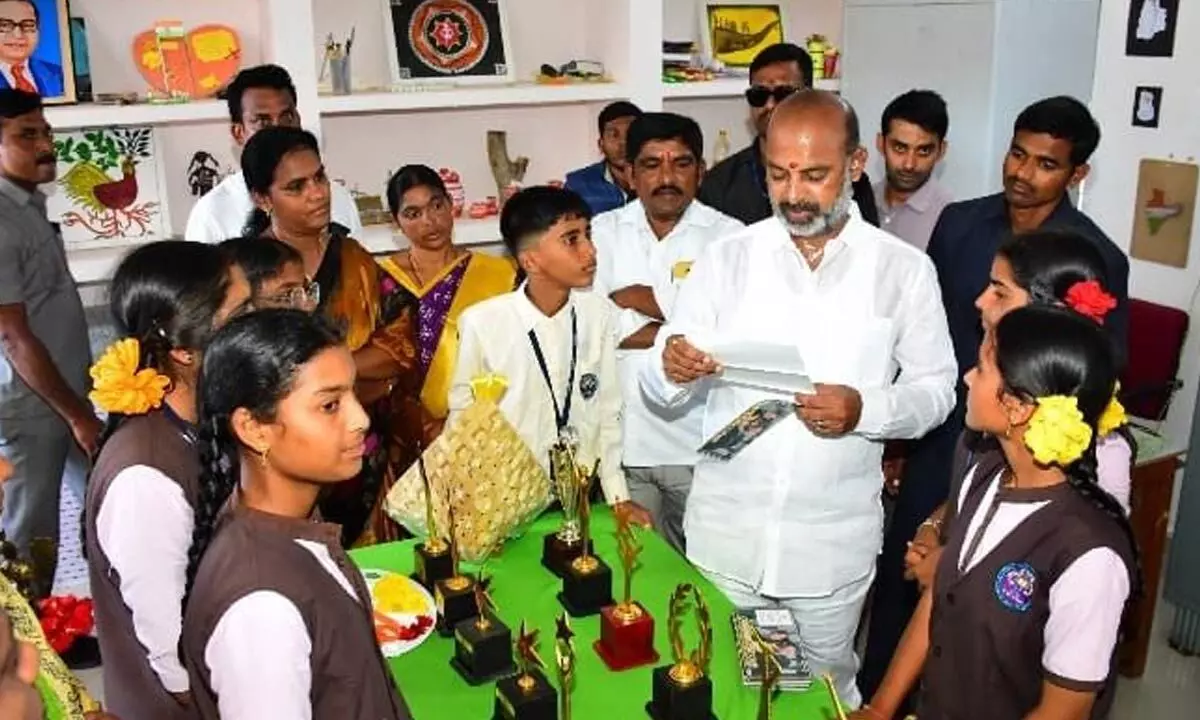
[745,85,801,108]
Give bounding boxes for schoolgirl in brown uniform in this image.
[855,305,1138,720]
[84,242,250,720]
[181,309,411,720]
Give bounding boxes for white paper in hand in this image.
[698,337,815,395]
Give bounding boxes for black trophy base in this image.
[557,556,613,617]
[493,669,558,720]
[412,542,453,590]
[450,613,515,685]
[435,574,478,637]
[646,665,716,720]
[541,532,593,578]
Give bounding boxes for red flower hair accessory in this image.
[1064,280,1116,323]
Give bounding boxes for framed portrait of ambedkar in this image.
[383,0,514,87]
[0,0,76,104]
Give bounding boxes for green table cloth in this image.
[351,508,836,719]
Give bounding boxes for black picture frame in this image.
[385,0,512,85]
[1132,86,1163,129]
[1126,0,1179,57]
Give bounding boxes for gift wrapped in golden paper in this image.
[384,374,552,562]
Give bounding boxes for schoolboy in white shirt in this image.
[448,186,651,526]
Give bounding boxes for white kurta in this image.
[640,214,956,597]
[591,199,744,467]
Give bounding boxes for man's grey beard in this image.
[772,174,855,238]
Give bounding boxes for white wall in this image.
[1082,0,1200,461]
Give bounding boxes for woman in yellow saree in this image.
[378,165,516,437]
[242,127,424,546]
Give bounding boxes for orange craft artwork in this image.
[131,23,243,97]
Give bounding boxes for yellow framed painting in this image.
[700,2,786,69]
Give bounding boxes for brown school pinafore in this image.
[920,440,1134,719]
[84,409,201,720]
[182,501,412,720]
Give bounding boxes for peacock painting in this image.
[47,126,165,248]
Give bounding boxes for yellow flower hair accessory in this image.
[1097,384,1128,437]
[470,373,508,404]
[88,338,171,415]
[1024,395,1093,466]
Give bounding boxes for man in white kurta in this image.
[591,112,743,553]
[640,91,955,705]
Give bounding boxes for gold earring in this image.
[258,446,270,467]
[1004,418,1013,439]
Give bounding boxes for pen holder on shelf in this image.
[330,56,351,95]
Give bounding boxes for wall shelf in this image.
[663,76,841,100]
[45,100,229,131]
[318,82,634,116]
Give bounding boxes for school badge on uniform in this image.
[993,561,1037,613]
[579,373,599,399]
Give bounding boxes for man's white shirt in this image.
[639,214,955,597]
[184,171,363,243]
[591,199,743,467]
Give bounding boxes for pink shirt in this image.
[1096,433,1133,515]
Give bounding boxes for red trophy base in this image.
[593,601,659,671]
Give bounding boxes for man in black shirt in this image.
[698,43,879,226]
[859,96,1130,707]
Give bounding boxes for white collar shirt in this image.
[640,214,955,596]
[183,170,364,243]
[591,199,743,466]
[448,287,629,503]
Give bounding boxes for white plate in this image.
[361,568,437,657]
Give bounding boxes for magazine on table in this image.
[731,608,813,690]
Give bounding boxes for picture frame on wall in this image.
[0,0,76,104]
[382,0,514,87]
[697,1,786,71]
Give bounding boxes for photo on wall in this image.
[1129,158,1198,269]
[699,2,785,70]
[383,0,513,86]
[1131,86,1163,128]
[0,0,75,104]
[1126,0,1179,57]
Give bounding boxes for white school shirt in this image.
[448,287,630,504]
[184,171,363,243]
[591,199,743,467]
[640,214,956,597]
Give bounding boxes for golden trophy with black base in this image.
[646,584,715,720]
[451,574,516,684]
[554,613,576,720]
[557,462,613,617]
[412,451,453,590]
[493,620,558,720]
[434,497,478,636]
[594,514,658,670]
[542,435,593,576]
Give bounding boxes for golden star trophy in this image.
[542,433,592,577]
[494,620,557,719]
[646,583,715,719]
[412,447,452,590]
[557,460,613,617]
[822,674,917,720]
[754,628,783,720]
[434,489,478,636]
[594,514,658,670]
[555,613,576,720]
[451,572,516,685]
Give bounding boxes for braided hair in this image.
[95,241,233,457]
[993,305,1142,596]
[240,125,322,238]
[185,309,344,602]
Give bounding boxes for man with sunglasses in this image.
[698,43,880,227]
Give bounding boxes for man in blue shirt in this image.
[859,95,1130,708]
[564,100,642,215]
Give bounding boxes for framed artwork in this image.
[1129,158,1197,269]
[0,0,75,104]
[1126,0,1178,57]
[45,126,168,250]
[698,2,786,70]
[68,16,90,102]
[1131,86,1162,128]
[382,0,513,87]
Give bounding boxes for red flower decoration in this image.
[1064,280,1116,323]
[37,595,95,655]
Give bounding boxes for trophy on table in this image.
[541,433,593,577]
[754,628,783,720]
[594,514,659,670]
[822,674,848,720]
[646,584,715,720]
[555,613,576,720]
[494,620,557,720]
[451,572,516,684]
[434,490,478,636]
[412,448,453,590]
[557,460,614,617]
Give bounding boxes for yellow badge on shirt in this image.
[672,261,694,280]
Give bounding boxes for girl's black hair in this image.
[185,309,344,600]
[218,236,302,296]
[96,241,233,456]
[996,230,1108,308]
[240,126,321,237]
[385,164,448,218]
[993,305,1141,594]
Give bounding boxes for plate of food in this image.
[362,568,437,657]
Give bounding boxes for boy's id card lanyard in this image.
[528,307,578,441]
